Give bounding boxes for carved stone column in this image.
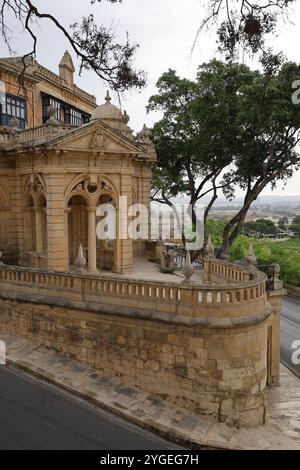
[87,208,98,274]
[35,208,44,254]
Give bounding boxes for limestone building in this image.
[0,52,282,429]
[0,53,156,274]
[0,51,96,130]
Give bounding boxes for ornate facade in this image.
[0,89,156,274]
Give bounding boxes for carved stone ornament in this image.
[90,129,106,150]
[75,243,87,273]
[183,251,194,280]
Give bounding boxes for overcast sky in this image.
[2,0,300,197]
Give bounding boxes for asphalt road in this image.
[0,366,181,450]
[281,297,300,378]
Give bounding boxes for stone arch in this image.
[65,174,119,209]
[23,174,46,208]
[22,176,48,261]
[64,173,90,208]
[65,174,121,273]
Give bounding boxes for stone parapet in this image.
[0,259,277,428]
[0,263,268,322]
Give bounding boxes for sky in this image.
[1,0,300,197]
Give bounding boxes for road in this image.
[281,297,300,378]
[0,366,181,450]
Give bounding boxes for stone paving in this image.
[72,257,236,285]
[1,331,299,450]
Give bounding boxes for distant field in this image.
[276,238,300,251]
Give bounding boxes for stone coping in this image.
[0,261,267,291]
[0,292,273,329]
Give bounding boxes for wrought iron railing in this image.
[256,259,275,291]
[174,247,204,271]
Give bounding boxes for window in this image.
[42,94,90,126]
[42,96,62,122]
[65,107,82,126]
[0,93,27,129]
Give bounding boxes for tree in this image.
[244,219,278,236]
[220,57,300,256]
[196,0,294,59]
[289,224,300,232]
[0,0,146,92]
[278,216,289,229]
[148,61,254,233]
[292,215,300,225]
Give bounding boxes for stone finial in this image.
[182,250,194,280]
[272,263,283,290]
[204,234,215,259]
[59,51,75,86]
[59,51,75,71]
[75,243,87,273]
[105,90,112,103]
[247,241,257,265]
[10,117,19,132]
[46,106,59,125]
[138,124,152,142]
[122,110,130,124]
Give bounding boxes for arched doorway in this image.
[23,194,36,254]
[22,175,48,269]
[65,175,123,274]
[96,193,118,272]
[67,195,88,269]
[36,194,47,255]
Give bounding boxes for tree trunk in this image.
[220,182,265,257]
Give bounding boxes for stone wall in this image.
[285,284,300,301]
[0,297,268,427]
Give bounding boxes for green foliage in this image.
[159,265,176,274]
[148,61,254,205]
[243,219,278,236]
[207,218,300,286]
[289,224,300,233]
[205,219,226,247]
[232,237,300,287]
[278,216,289,228]
[292,215,300,225]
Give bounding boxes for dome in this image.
[91,91,123,121]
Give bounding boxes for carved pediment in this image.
[44,121,143,156]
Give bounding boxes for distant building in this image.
[0,51,97,130]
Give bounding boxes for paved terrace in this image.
[97,257,242,285]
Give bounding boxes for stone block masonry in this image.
[0,297,268,427]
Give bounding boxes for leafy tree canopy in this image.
[148,60,254,221]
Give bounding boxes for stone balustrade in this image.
[0,123,76,147]
[0,258,282,427]
[0,259,269,326]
